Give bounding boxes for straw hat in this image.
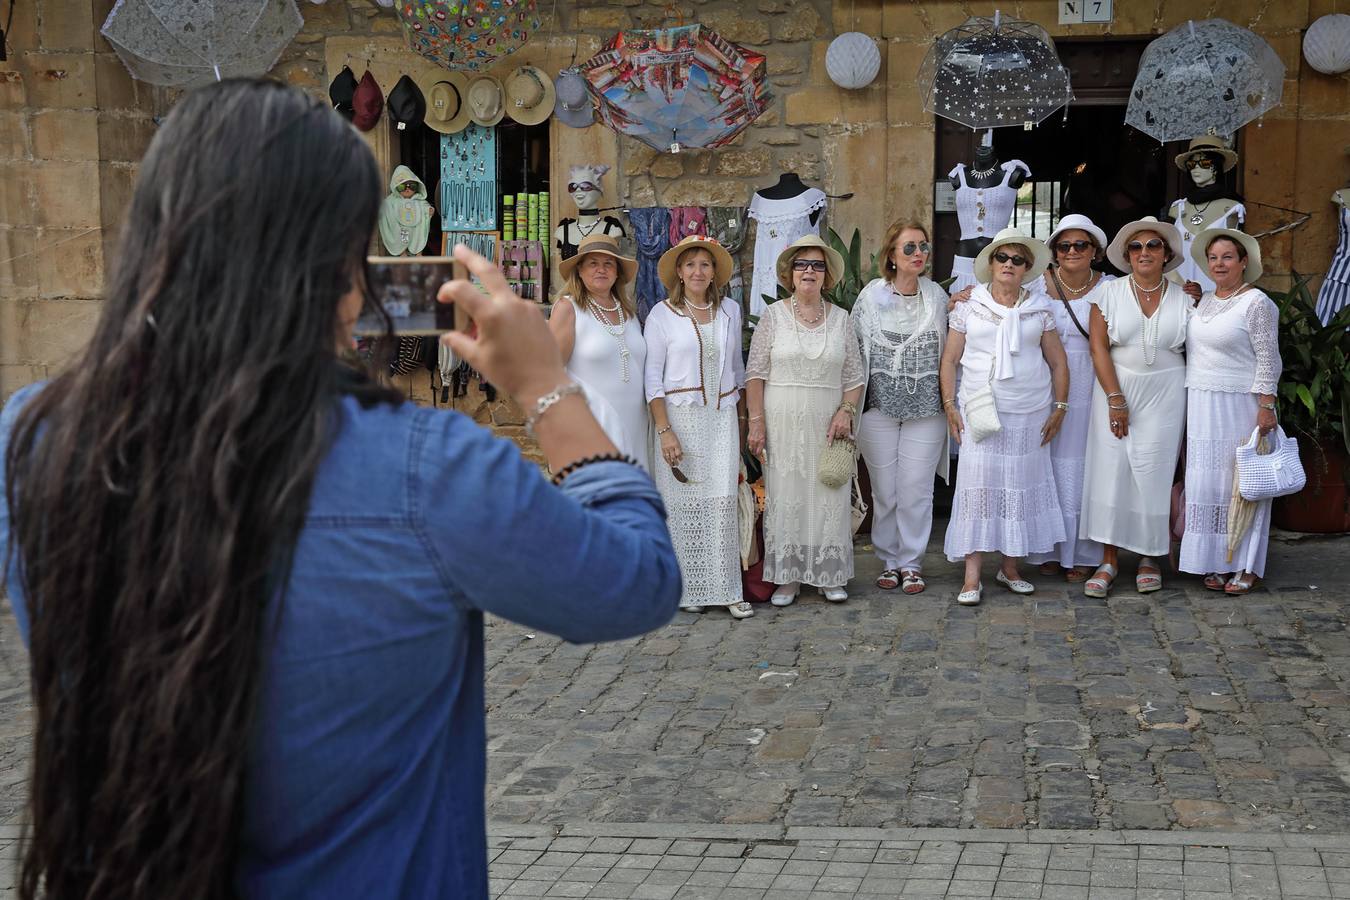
[1174,136,1239,173]
[416,69,471,134]
[1190,227,1263,283]
[658,235,735,294]
[504,65,555,126]
[974,227,1051,285]
[558,234,638,284]
[1047,213,1108,257]
[775,234,844,292]
[1106,216,1186,273]
[467,74,505,127]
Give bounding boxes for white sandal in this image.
[1084,563,1118,598]
[770,583,799,607]
[728,601,755,619]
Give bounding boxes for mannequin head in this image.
[568,163,608,211]
[1185,151,1222,187]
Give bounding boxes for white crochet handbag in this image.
[965,366,1001,443]
[1236,426,1306,502]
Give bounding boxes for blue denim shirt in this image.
[0,382,680,899]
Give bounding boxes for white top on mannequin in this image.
[949,160,1031,242]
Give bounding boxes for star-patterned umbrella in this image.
[916,13,1074,130]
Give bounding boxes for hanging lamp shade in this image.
[1304,14,1350,75]
[826,32,880,90]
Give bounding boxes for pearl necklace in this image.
[1057,270,1098,297]
[585,297,632,382]
[684,295,714,311]
[1215,281,1249,300]
[789,296,828,361]
[1128,277,1164,367]
[791,296,825,325]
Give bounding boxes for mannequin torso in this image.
[755,173,822,225]
[950,148,1029,259]
[555,213,626,260]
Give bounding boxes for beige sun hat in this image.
[974,227,1051,285]
[658,235,735,294]
[1175,136,1239,173]
[504,65,555,126]
[421,71,471,134]
[1107,216,1186,273]
[558,233,638,284]
[1190,227,1263,284]
[775,234,844,292]
[466,74,505,127]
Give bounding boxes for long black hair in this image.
[5,78,397,899]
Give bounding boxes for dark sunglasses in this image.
[1184,156,1217,170]
[1127,238,1165,252]
[791,259,828,272]
[397,182,419,192]
[1054,240,1093,253]
[899,241,931,256]
[567,181,599,192]
[992,251,1029,267]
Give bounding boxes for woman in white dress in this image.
[1178,229,1281,594]
[939,228,1070,607]
[549,233,651,470]
[851,221,950,595]
[645,236,752,618]
[1026,214,1113,582]
[1080,218,1190,597]
[745,235,865,607]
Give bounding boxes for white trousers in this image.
[856,409,947,571]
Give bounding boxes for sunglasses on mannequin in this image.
[992,251,1029,267]
[1184,156,1217,170]
[791,259,828,272]
[899,241,931,256]
[567,181,599,192]
[1054,240,1092,253]
[1127,239,1165,252]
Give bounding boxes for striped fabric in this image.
[1316,204,1350,325]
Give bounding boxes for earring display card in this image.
[440,124,497,231]
[500,240,544,301]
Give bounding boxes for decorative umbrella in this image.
[579,24,772,153]
[916,12,1073,131]
[1126,18,1284,142]
[101,0,303,89]
[397,0,540,73]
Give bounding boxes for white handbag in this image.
[1236,426,1306,501]
[965,367,1001,443]
[850,478,868,535]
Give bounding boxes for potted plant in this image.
[1270,276,1350,533]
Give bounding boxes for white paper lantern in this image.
[826,32,880,90]
[1304,14,1350,75]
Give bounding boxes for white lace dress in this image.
[746,189,827,321]
[1179,289,1282,577]
[651,317,744,608]
[747,301,865,587]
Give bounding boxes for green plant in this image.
[1272,274,1350,455]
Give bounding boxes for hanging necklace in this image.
[789,296,828,361]
[585,296,632,382]
[573,217,606,240]
[968,162,997,180]
[1128,278,1163,367]
[1188,199,1215,227]
[1057,270,1098,297]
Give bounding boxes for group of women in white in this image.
[547,208,1283,618]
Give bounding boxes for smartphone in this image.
[356,256,463,336]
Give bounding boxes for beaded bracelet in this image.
[550,453,643,486]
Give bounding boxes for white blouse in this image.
[949,286,1057,414]
[1186,288,1282,395]
[643,298,746,409]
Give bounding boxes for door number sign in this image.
[1059,0,1113,24]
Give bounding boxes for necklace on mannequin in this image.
[969,162,997,180]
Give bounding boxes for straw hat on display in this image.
[416,69,471,134]
[658,235,735,294]
[504,65,555,126]
[1106,216,1186,273]
[775,234,844,292]
[1047,213,1108,256]
[467,74,505,127]
[1174,136,1239,173]
[558,234,638,284]
[974,227,1051,285]
[1190,227,1264,283]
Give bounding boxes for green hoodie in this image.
[379,165,434,256]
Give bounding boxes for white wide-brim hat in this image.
[1190,227,1264,284]
[1048,214,1108,256]
[974,227,1051,285]
[1106,216,1185,273]
[467,74,505,127]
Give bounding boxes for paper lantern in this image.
[826,32,880,90]
[1304,14,1350,75]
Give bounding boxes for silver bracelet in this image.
[1052,401,1069,411]
[524,382,584,438]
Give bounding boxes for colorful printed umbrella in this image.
[397,0,540,72]
[580,24,772,153]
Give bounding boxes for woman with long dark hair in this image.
[0,79,678,899]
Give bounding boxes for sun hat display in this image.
[1047,213,1109,255]
[558,233,639,284]
[504,65,555,126]
[1107,216,1186,273]
[386,75,426,131]
[467,74,505,126]
[352,71,384,131]
[974,227,1051,285]
[329,65,357,120]
[1190,227,1264,283]
[657,235,735,294]
[775,234,844,292]
[417,69,471,134]
[554,69,594,128]
[1174,136,1239,173]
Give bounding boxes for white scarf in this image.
[971,283,1036,381]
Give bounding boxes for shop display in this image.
[555,164,626,262]
[1168,137,1245,292]
[379,165,435,256]
[416,69,471,134]
[396,0,542,72]
[504,65,555,126]
[706,206,748,307]
[440,124,497,231]
[668,207,708,244]
[826,32,881,90]
[353,71,384,132]
[386,75,426,132]
[629,207,671,324]
[747,174,827,319]
[554,69,595,128]
[1316,186,1350,325]
[501,241,545,301]
[947,141,1031,295]
[443,231,496,261]
[466,75,505,127]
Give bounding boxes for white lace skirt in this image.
[762,382,854,587]
[944,404,1067,561]
[1178,389,1271,576]
[653,402,743,607]
[1028,348,1102,568]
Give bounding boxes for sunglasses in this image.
[1054,240,1093,253]
[792,259,828,272]
[992,251,1029,267]
[1127,239,1165,253]
[567,181,599,193]
[899,241,931,256]
[398,182,419,192]
[1184,156,1217,170]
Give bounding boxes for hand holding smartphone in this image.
[356,256,464,336]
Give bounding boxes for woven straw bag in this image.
[818,437,857,489]
[1236,426,1306,501]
